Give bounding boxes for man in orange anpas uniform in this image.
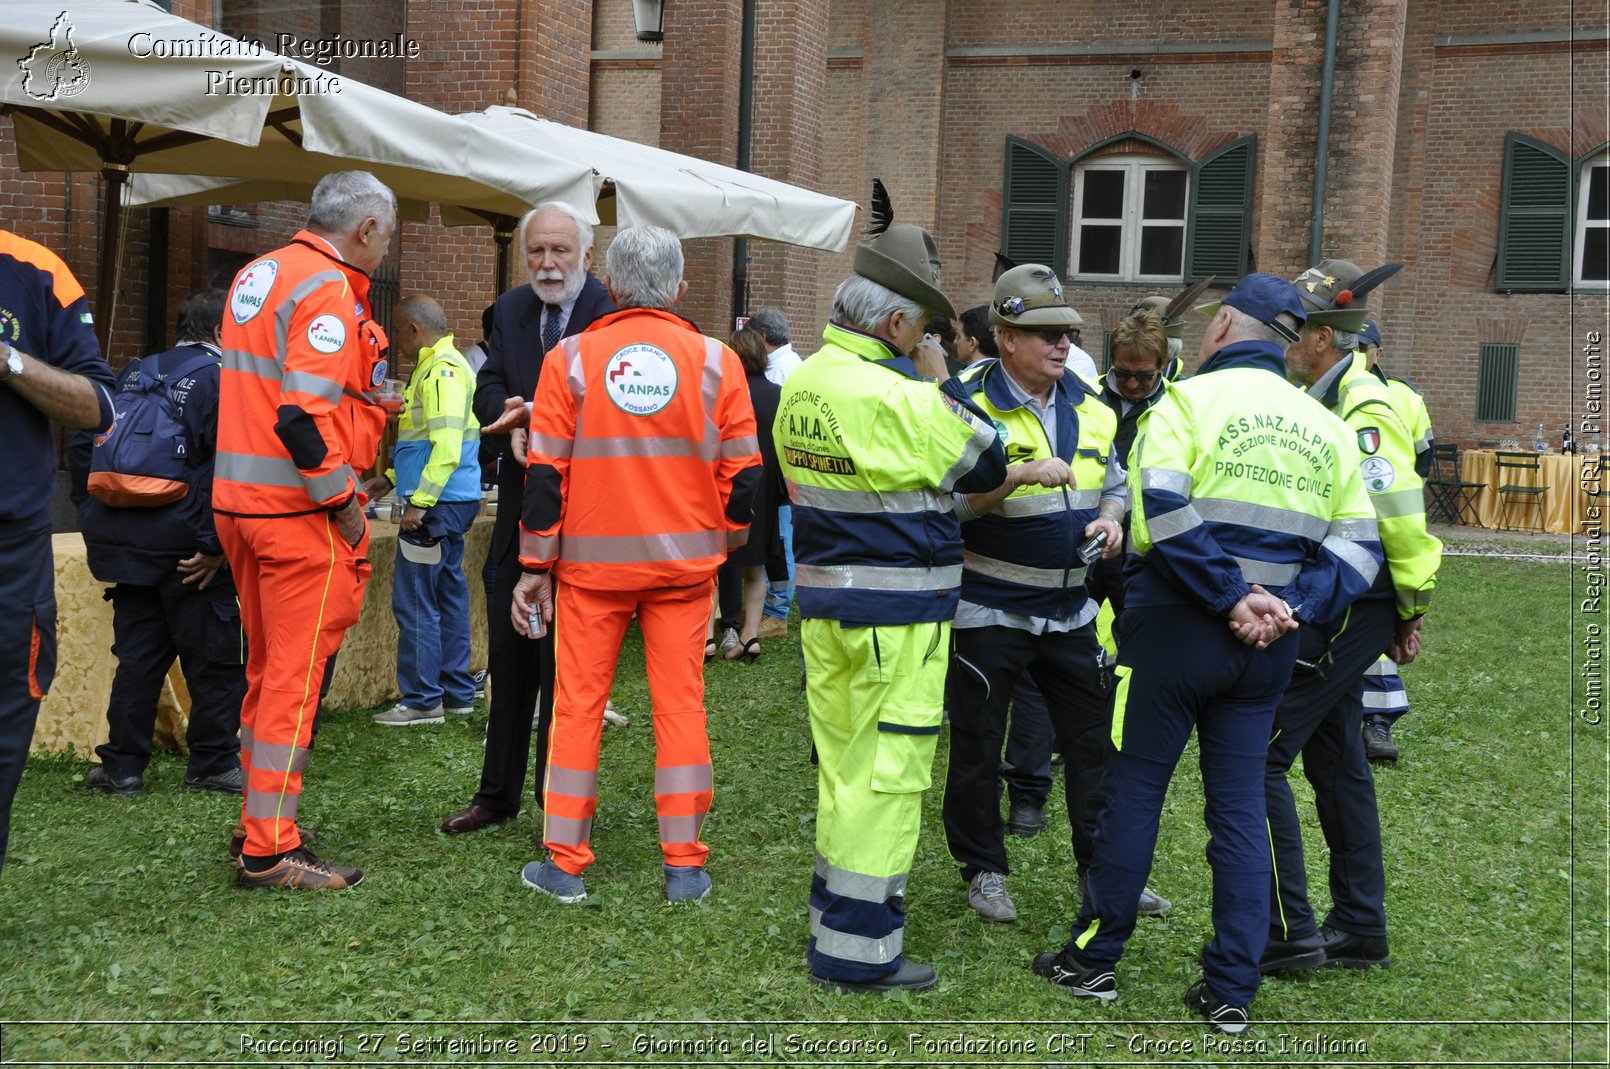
[215,172,396,889]
[509,225,761,905]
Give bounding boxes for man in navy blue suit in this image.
[440,201,615,835]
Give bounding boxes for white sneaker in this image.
[372,703,444,726]
[603,700,630,729]
[445,704,476,715]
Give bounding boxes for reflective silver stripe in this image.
[721,434,759,458]
[726,527,750,550]
[790,484,950,515]
[1323,534,1382,586]
[1231,556,1300,586]
[546,765,597,799]
[1371,487,1426,519]
[562,335,587,398]
[814,854,908,903]
[250,740,310,775]
[543,813,593,846]
[1330,517,1380,541]
[519,529,558,563]
[1194,497,1329,541]
[416,476,447,499]
[274,271,347,369]
[1400,587,1433,616]
[282,368,343,404]
[529,433,574,459]
[657,812,707,843]
[796,562,963,591]
[1141,467,1192,496]
[1365,657,1399,677]
[963,550,1085,588]
[425,415,468,432]
[305,464,356,502]
[222,346,281,381]
[808,907,902,964]
[1362,689,1407,709]
[655,764,714,795]
[562,529,724,563]
[701,336,723,422]
[994,490,1100,517]
[572,436,718,461]
[397,425,431,441]
[938,415,999,493]
[1146,503,1203,542]
[216,451,305,489]
[244,789,299,820]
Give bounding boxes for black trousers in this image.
[1265,596,1396,941]
[95,571,246,780]
[944,623,1108,879]
[0,528,54,877]
[470,541,555,816]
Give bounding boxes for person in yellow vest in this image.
[777,201,1007,994]
[1258,262,1442,977]
[369,295,482,726]
[1031,272,1381,1034]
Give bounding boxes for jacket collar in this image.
[1315,349,1366,409]
[1196,339,1288,379]
[973,357,1094,414]
[822,322,922,379]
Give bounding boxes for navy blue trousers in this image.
[1266,597,1395,941]
[1002,673,1055,809]
[0,528,55,876]
[1068,602,1297,1007]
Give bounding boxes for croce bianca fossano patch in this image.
[603,344,678,415]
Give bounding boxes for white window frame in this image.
[1576,152,1610,288]
[1070,155,1189,283]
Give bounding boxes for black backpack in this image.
[87,347,217,508]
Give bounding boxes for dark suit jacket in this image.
[475,274,615,565]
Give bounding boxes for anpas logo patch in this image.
[306,314,347,354]
[604,344,678,416]
[230,259,278,324]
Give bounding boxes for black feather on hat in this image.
[851,180,956,319]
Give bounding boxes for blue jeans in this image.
[763,504,795,619]
[392,500,481,709]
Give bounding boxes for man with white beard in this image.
[439,201,616,837]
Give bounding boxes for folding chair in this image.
[1588,454,1609,502]
[1424,443,1484,526]
[1493,451,1548,532]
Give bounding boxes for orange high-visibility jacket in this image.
[518,307,761,590]
[215,232,388,516]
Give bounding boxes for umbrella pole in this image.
[493,216,515,298]
[94,163,130,357]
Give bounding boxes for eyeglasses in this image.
[1109,367,1160,385]
[1026,327,1078,345]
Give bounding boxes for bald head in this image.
[394,294,450,358]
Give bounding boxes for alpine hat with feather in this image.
[1128,276,1216,339]
[853,179,957,320]
[1288,259,1402,334]
[990,264,1083,331]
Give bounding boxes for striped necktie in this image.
[542,303,563,354]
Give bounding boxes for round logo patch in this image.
[306,314,347,354]
[229,258,278,324]
[1360,455,1396,493]
[370,359,389,387]
[992,419,1010,444]
[604,344,678,416]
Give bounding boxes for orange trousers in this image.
[218,512,370,858]
[543,580,714,875]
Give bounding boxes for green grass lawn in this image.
[0,557,1600,1065]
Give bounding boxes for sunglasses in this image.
[1109,367,1160,385]
[1026,326,1079,345]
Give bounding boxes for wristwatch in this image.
[1,343,21,382]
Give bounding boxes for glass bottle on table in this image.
[1535,423,1547,453]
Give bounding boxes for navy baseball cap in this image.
[1195,272,1306,344]
[1359,319,1382,348]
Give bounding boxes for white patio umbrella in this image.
[0,0,598,348]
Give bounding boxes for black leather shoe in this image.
[1319,925,1391,969]
[85,766,145,797]
[1259,932,1327,974]
[183,766,244,793]
[1362,716,1399,762]
[1007,801,1047,837]
[810,960,937,994]
[440,802,514,835]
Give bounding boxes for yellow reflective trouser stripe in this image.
[1109,664,1132,750]
[1074,917,1102,951]
[1268,818,1291,939]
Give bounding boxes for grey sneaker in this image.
[521,859,587,903]
[718,627,740,654]
[664,863,711,903]
[967,870,1017,923]
[444,703,476,715]
[372,703,444,726]
[1138,884,1173,915]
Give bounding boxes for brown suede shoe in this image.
[440,802,513,835]
[757,615,789,639]
[236,847,362,889]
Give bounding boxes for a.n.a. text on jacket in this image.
[1127,339,1384,627]
[214,232,389,517]
[518,307,761,590]
[776,323,1007,627]
[945,358,1118,621]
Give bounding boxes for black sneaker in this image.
[1185,978,1249,1034]
[182,766,244,793]
[85,766,145,797]
[1006,801,1047,838]
[1319,925,1391,969]
[809,959,937,995]
[1362,716,1399,762]
[1259,933,1327,974]
[1031,948,1117,1001]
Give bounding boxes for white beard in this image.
[529,268,584,306]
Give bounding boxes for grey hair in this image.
[1330,328,1360,354]
[829,275,923,334]
[1225,305,1295,347]
[307,171,397,233]
[520,201,595,254]
[395,295,449,334]
[747,306,790,345]
[604,225,685,310]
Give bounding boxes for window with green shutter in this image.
[1187,136,1256,281]
[1001,137,1067,269]
[1575,149,1610,287]
[1475,343,1519,423]
[1497,134,1571,292]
